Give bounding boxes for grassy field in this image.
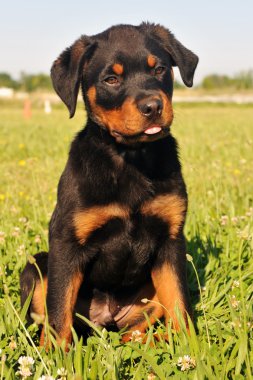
[0,100,252,379]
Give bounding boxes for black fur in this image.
[20,22,198,343]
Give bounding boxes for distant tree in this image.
[201,71,253,90]
[201,74,233,89]
[234,70,253,89]
[20,72,52,92]
[0,72,20,89]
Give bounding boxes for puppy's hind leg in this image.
[20,251,48,324]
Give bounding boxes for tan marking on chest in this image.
[141,194,186,238]
[73,204,129,244]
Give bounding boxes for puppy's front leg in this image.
[42,248,83,349]
[151,238,191,331]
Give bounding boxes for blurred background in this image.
[0,0,253,104]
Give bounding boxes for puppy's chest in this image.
[74,148,185,247]
[73,189,186,248]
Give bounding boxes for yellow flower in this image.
[0,194,5,201]
[18,160,26,166]
[233,169,241,176]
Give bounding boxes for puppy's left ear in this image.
[141,23,199,87]
[51,36,96,117]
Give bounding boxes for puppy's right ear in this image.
[51,36,96,118]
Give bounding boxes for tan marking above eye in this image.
[141,194,186,239]
[73,203,129,244]
[147,55,157,68]
[112,63,124,75]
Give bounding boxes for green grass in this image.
[0,100,252,379]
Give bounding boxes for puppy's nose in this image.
[137,97,163,118]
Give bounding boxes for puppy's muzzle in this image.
[137,97,163,119]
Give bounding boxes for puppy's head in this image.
[51,23,198,144]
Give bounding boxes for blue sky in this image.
[1,0,253,84]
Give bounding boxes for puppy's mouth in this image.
[143,125,162,135]
[111,123,171,143]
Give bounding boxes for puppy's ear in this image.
[141,23,199,87]
[51,36,96,117]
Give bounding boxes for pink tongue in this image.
[144,126,162,135]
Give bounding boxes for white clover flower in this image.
[130,330,143,342]
[246,207,253,217]
[230,295,240,309]
[147,373,156,380]
[57,367,68,378]
[34,235,42,243]
[231,216,239,225]
[220,215,229,226]
[10,206,18,214]
[177,355,196,371]
[19,217,28,224]
[38,376,55,380]
[17,244,26,255]
[17,356,35,378]
[237,227,252,241]
[12,227,21,237]
[247,322,253,330]
[0,231,5,244]
[18,356,34,367]
[231,280,240,289]
[231,319,242,329]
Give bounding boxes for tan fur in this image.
[73,203,129,244]
[87,86,143,135]
[141,194,186,239]
[147,55,157,68]
[32,278,47,316]
[151,265,186,330]
[117,282,164,342]
[39,273,84,349]
[112,63,124,75]
[87,87,174,140]
[59,272,83,346]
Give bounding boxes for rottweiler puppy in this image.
[20,22,198,347]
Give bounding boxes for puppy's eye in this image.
[104,76,120,86]
[155,66,165,75]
